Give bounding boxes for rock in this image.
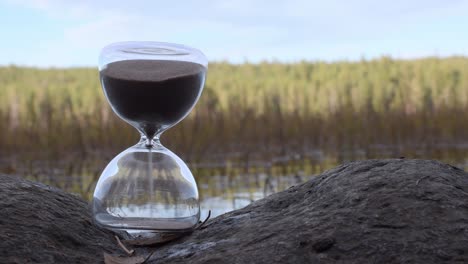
[145,159,468,264]
[2,159,468,263]
[0,174,119,263]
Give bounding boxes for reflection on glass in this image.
[92,41,207,233]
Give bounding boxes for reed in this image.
[0,56,467,180]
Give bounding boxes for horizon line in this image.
[1,54,467,69]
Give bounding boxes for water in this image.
[1,146,468,219]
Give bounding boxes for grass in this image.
[0,56,468,198]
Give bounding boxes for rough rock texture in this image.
[2,159,468,263]
[146,159,468,264]
[0,174,119,263]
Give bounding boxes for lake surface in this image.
[1,145,467,219]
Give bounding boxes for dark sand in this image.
[100,60,205,138]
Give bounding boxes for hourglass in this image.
[92,42,207,233]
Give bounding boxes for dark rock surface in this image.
[146,159,468,263]
[0,174,119,263]
[2,159,468,263]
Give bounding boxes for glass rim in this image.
[99,41,208,68]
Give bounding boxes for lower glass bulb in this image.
[92,142,200,233]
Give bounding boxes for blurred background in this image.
[1,0,468,217]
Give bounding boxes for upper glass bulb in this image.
[98,41,207,144]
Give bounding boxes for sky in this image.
[1,0,468,67]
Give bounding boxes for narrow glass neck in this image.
[139,133,162,148]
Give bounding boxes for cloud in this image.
[4,0,468,66]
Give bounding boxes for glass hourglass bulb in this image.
[92,42,207,233]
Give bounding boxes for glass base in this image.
[94,214,198,232]
[92,141,200,233]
